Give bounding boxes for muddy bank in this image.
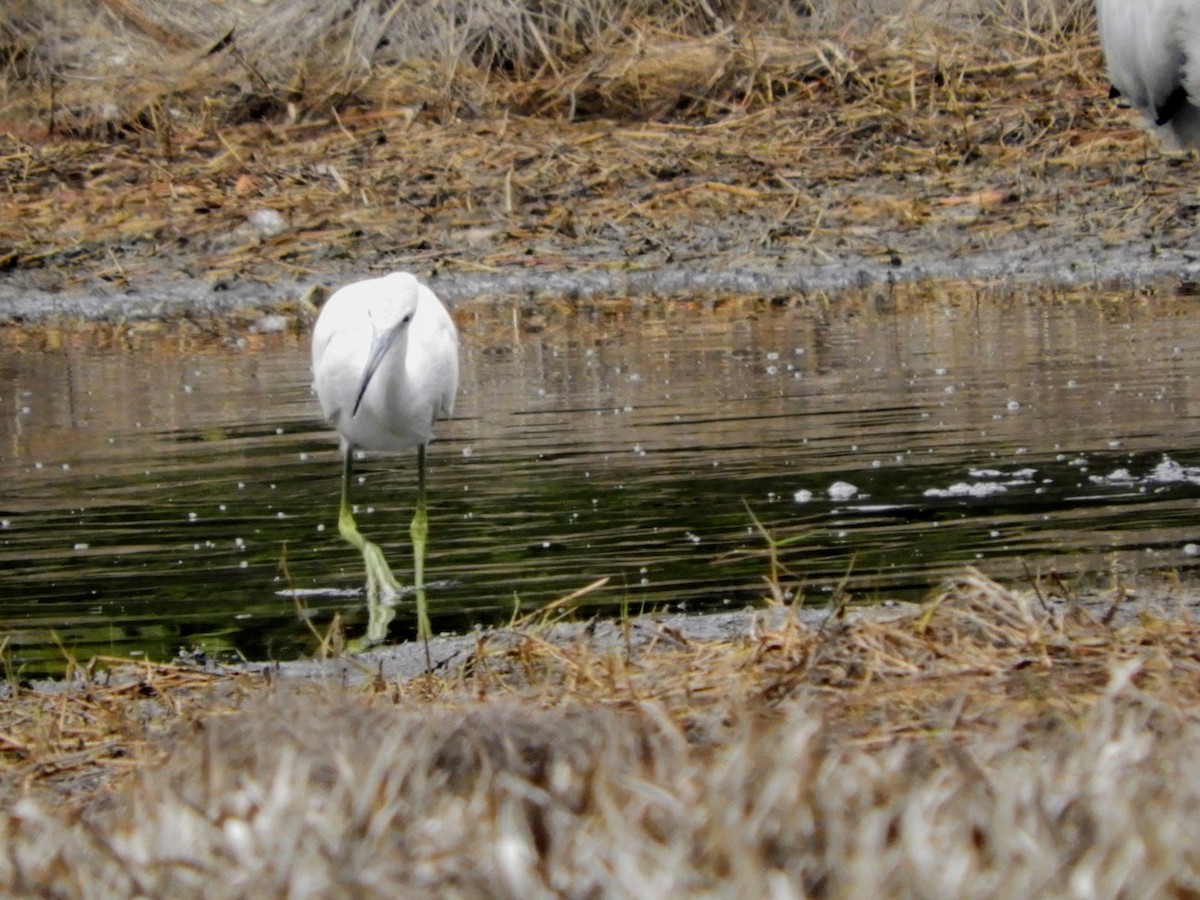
[1,31,1197,325]
[223,569,1200,684]
[18,562,1191,690]
[0,232,1196,325]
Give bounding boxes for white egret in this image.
[310,271,459,666]
[1096,0,1200,147]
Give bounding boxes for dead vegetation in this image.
[0,0,1171,308]
[4,570,1200,894]
[0,1,1094,128]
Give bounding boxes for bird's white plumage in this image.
[311,271,458,453]
[1096,0,1200,147]
[310,271,459,660]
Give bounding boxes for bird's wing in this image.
[415,283,460,421]
[1181,5,1200,114]
[430,314,459,421]
[1097,0,1187,114]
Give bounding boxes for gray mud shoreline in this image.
[0,234,1193,324]
[243,575,1200,685]
[15,566,1199,691]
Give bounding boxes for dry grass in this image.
[0,1,1093,129]
[0,0,1162,308]
[4,570,1200,895]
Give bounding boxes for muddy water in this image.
[3,286,1200,674]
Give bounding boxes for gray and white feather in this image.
[1096,0,1200,147]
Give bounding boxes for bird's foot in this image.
[345,539,402,648]
[361,539,402,605]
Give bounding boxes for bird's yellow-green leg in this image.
[411,443,433,671]
[338,449,400,645]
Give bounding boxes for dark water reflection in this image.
[3,285,1200,674]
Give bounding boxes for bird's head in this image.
[352,273,422,417]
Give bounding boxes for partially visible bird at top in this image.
[309,271,459,668]
[1096,0,1200,148]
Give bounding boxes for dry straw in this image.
[0,0,1145,302]
[4,570,1200,894]
[0,0,1096,127]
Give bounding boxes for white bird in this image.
[1096,0,1200,147]
[310,271,459,665]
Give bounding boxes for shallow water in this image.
[3,285,1200,674]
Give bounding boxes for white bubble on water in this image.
[924,482,1008,499]
[1089,468,1135,485]
[794,489,813,504]
[1150,456,1200,485]
[827,481,858,501]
